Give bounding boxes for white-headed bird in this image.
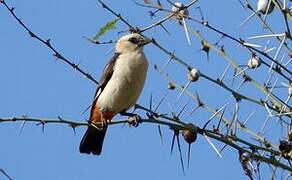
[79,33,151,155]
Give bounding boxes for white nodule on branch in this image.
[248,55,261,69]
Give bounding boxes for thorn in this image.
[215,108,225,132]
[186,91,204,119]
[160,24,171,36]
[265,79,277,107]
[71,125,76,135]
[152,93,168,144]
[219,144,228,154]
[220,63,231,82]
[149,93,153,111]
[167,101,179,121]
[157,124,164,144]
[232,68,237,86]
[195,91,204,107]
[185,105,200,119]
[226,102,240,135]
[177,98,191,118]
[101,2,106,8]
[243,42,262,48]
[156,0,162,8]
[46,38,51,46]
[203,133,222,158]
[41,123,45,133]
[83,35,100,44]
[236,12,255,30]
[28,31,36,38]
[170,129,178,154]
[214,35,224,47]
[238,0,246,9]
[53,52,62,59]
[182,17,191,45]
[270,34,286,73]
[204,103,229,129]
[58,116,64,121]
[247,33,285,40]
[153,93,168,113]
[19,120,26,135]
[176,132,185,175]
[177,80,191,103]
[36,120,45,133]
[264,103,273,117]
[160,51,175,73]
[233,67,248,79]
[196,6,205,22]
[187,143,191,168]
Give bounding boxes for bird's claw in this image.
[128,115,141,127]
[95,119,109,130]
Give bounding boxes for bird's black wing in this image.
[93,53,120,101]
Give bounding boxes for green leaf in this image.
[93,18,119,41]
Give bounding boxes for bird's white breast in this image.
[97,52,148,114]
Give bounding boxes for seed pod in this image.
[247,55,261,69]
[288,82,292,97]
[168,82,176,90]
[182,128,197,144]
[182,123,197,168]
[288,130,292,142]
[188,68,201,82]
[172,2,189,20]
[257,0,275,14]
[239,151,251,164]
[279,140,292,160]
[239,151,254,179]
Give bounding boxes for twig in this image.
[1,1,99,85]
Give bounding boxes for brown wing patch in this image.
[89,53,120,123]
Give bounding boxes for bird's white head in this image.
[115,33,151,54]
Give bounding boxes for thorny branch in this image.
[0,0,99,85]
[127,4,291,117]
[1,110,291,172]
[1,0,292,178]
[0,169,13,180]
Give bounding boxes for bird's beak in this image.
[139,37,152,46]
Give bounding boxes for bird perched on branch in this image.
[79,33,151,155]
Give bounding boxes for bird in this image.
[79,33,151,155]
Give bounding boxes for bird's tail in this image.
[79,125,107,155]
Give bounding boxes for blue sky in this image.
[0,0,290,179]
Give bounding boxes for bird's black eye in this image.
[129,37,139,44]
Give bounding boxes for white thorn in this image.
[247,33,285,40]
[236,12,256,30]
[203,134,222,158]
[264,103,273,117]
[176,80,191,103]
[243,42,262,48]
[233,67,249,79]
[208,103,229,121]
[182,18,191,45]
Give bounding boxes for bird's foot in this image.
[120,111,142,127]
[101,119,108,128]
[128,115,142,127]
[91,119,109,131]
